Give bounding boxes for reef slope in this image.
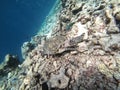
[1,0,120,90]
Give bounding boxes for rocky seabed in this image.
[1,0,120,90]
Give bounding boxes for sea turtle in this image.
[43,35,66,55]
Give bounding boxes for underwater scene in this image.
[0,0,56,62]
[0,0,120,90]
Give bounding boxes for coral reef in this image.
[1,0,120,90]
[21,42,35,59]
[0,54,20,77]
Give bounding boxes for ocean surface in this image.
[0,0,56,63]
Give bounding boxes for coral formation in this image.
[1,0,120,90]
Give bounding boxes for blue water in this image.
[0,0,56,63]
